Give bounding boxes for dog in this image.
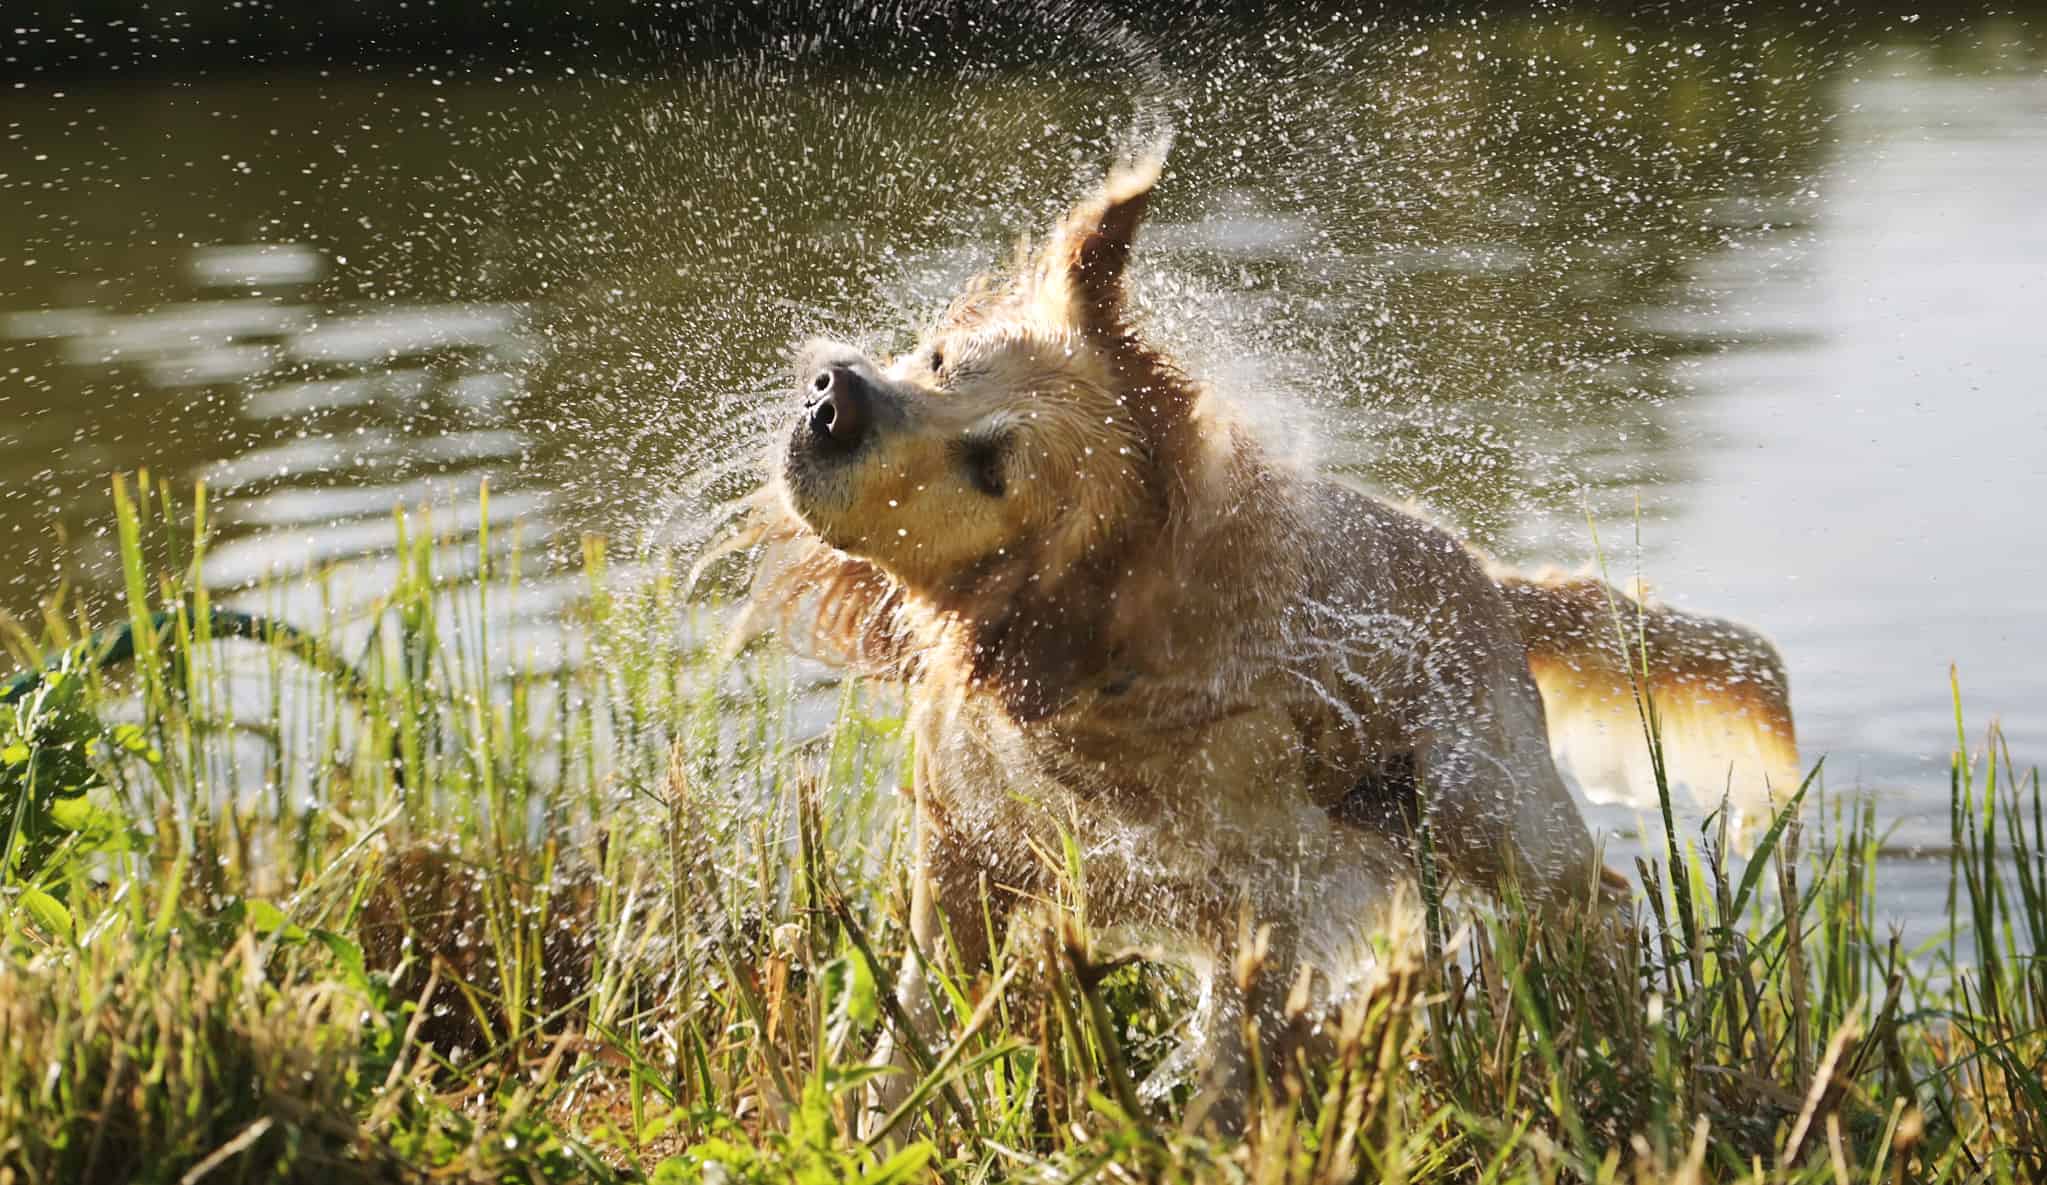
[732,153,1799,1126]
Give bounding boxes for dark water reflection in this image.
[1,11,2041,869]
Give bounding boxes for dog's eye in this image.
[929,348,945,374]
[959,435,1006,498]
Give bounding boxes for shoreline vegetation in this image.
[0,476,2041,1183]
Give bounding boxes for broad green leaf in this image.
[864,1142,934,1184]
[19,888,74,943]
[312,928,370,991]
[243,899,308,942]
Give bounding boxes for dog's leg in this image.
[1417,694,1639,986]
[864,759,1012,1139]
[1183,911,1313,1138]
[1414,661,1617,915]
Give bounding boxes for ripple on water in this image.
[288,305,531,366]
[204,487,552,590]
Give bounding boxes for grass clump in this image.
[0,935,401,1185]
[0,472,2041,1184]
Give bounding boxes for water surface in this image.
[2,11,2041,902]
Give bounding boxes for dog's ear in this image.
[1032,152,1196,444]
[1035,153,1162,335]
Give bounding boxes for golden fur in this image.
[1495,570,1801,833]
[736,154,1799,1127]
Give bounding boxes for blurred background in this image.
[3,2,2043,894]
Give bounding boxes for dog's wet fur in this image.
[735,154,1799,1129]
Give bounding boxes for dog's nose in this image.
[805,366,871,453]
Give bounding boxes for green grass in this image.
[0,473,2041,1184]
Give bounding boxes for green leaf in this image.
[673,1137,760,1176]
[863,1142,934,1184]
[48,796,117,832]
[111,723,150,753]
[843,944,878,1028]
[1,742,28,766]
[1728,760,1821,922]
[243,898,308,943]
[311,928,370,992]
[19,888,75,942]
[245,898,288,930]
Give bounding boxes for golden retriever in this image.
[730,153,1799,1126]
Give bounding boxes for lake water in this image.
[2,10,2041,904]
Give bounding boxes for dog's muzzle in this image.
[803,365,873,456]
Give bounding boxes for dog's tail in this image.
[1495,570,1802,835]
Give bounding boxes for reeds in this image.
[0,475,2038,1183]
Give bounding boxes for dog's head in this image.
[775,156,1193,606]
[758,155,1216,719]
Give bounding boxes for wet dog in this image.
[736,154,1798,1126]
